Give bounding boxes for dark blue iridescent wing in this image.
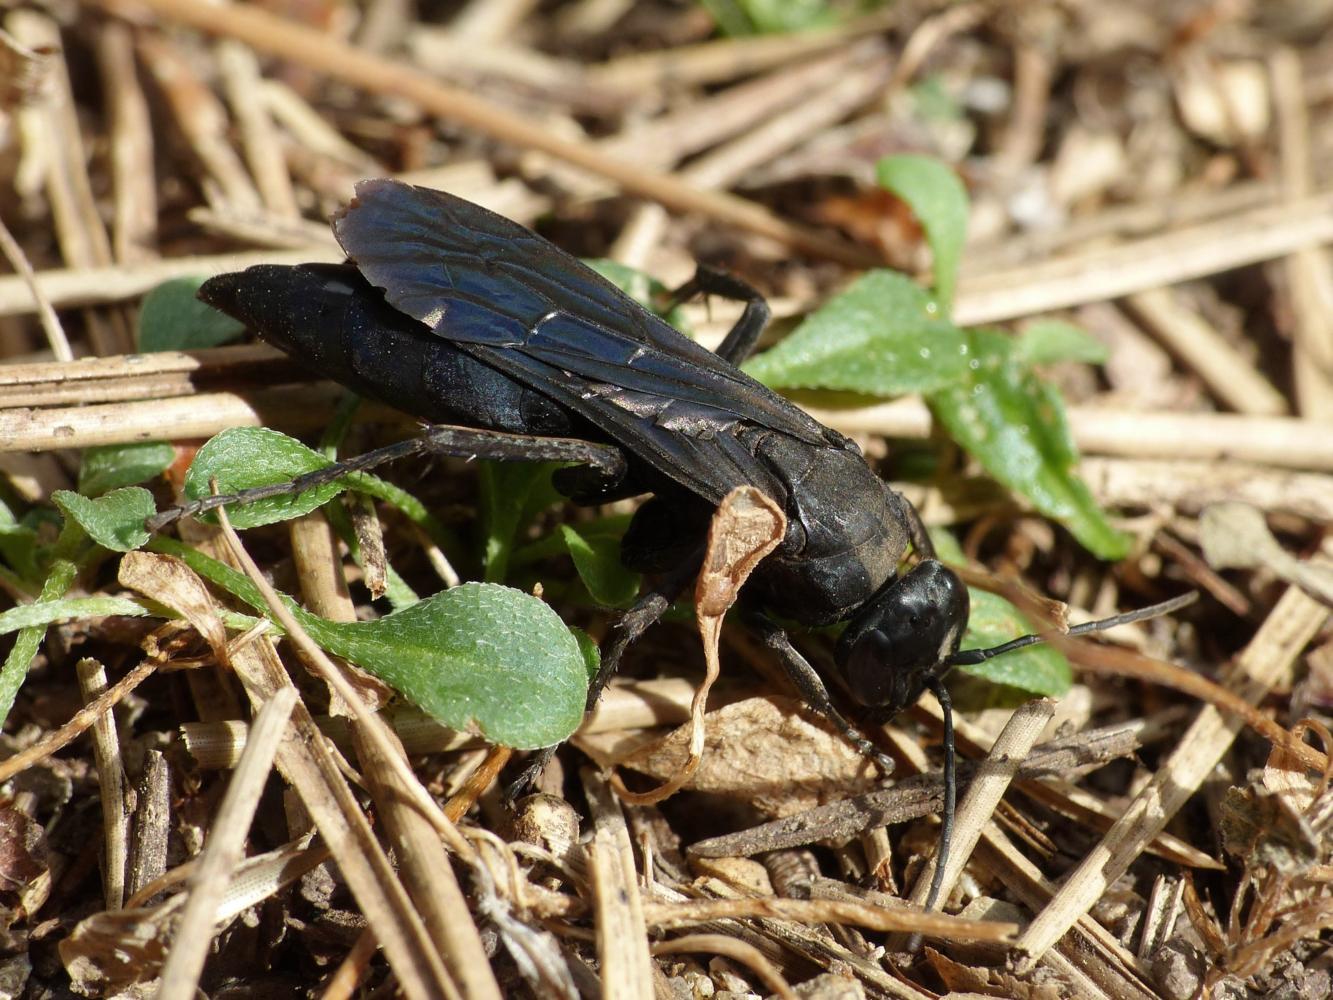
[333,179,846,504]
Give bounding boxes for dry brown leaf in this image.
[117,551,229,663]
[923,946,991,993]
[693,486,787,620]
[1200,502,1333,605]
[613,487,785,805]
[1219,722,1333,877]
[61,905,170,994]
[926,947,1069,1000]
[1217,784,1319,876]
[613,696,877,817]
[59,839,326,993]
[0,807,47,894]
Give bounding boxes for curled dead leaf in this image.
[694,486,787,618]
[118,551,229,664]
[613,487,785,806]
[0,807,48,895]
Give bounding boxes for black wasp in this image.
[169,179,1188,911]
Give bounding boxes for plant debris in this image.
[0,2,1332,998]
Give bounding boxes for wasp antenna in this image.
[946,590,1198,668]
[1066,590,1198,636]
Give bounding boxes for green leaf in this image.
[742,0,839,33]
[184,427,345,529]
[955,588,1070,696]
[0,596,151,634]
[928,329,1131,560]
[743,270,970,394]
[926,526,965,563]
[185,428,452,579]
[876,155,969,313]
[0,557,78,725]
[52,488,155,552]
[559,524,640,608]
[158,533,591,750]
[137,276,246,353]
[583,259,692,334]
[306,583,588,748]
[0,501,41,585]
[78,442,176,497]
[1014,321,1109,366]
[572,626,601,684]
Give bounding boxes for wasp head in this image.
[833,559,969,714]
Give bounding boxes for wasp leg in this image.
[899,493,938,561]
[148,424,627,531]
[745,612,895,777]
[669,265,772,365]
[505,552,701,803]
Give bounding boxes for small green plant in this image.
[0,295,600,749]
[2,162,1118,734]
[745,154,1129,698]
[746,154,1126,561]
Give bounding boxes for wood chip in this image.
[583,768,655,999]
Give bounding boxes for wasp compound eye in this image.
[841,627,898,707]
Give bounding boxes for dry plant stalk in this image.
[85,0,876,266]
[1015,549,1333,969]
[583,769,654,999]
[156,686,296,999]
[901,699,1055,914]
[4,3,1332,997]
[76,659,129,913]
[121,531,457,999]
